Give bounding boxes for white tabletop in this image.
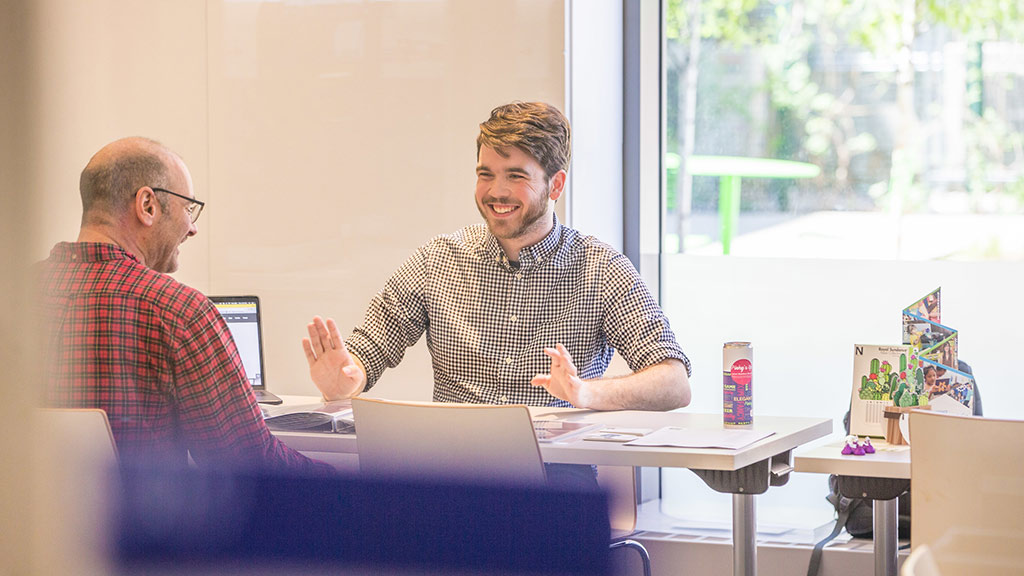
[794,437,910,479]
[271,396,832,472]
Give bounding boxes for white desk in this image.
[272,396,832,576]
[795,438,910,576]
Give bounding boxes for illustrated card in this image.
[850,344,918,437]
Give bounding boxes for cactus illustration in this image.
[897,387,917,407]
[892,380,905,406]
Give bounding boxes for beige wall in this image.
[3,3,39,573]
[31,0,566,400]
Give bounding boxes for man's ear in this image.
[548,170,567,202]
[134,186,158,227]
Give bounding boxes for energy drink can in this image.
[723,342,753,427]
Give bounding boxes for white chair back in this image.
[36,408,118,464]
[352,398,547,486]
[32,408,119,575]
[909,410,1024,574]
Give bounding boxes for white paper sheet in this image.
[623,426,775,450]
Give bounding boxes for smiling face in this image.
[475,145,564,257]
[148,156,198,274]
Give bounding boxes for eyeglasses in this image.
[151,187,205,223]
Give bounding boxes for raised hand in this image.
[301,316,365,401]
[531,343,590,408]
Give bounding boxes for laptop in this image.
[209,295,283,405]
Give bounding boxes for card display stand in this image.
[883,405,931,445]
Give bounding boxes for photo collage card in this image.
[902,288,974,415]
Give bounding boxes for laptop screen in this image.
[209,296,266,391]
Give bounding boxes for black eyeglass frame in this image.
[151,187,205,223]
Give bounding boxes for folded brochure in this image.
[850,288,974,437]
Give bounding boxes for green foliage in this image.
[665,0,1024,213]
[924,0,1024,41]
[666,0,761,43]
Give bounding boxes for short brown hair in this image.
[477,102,571,178]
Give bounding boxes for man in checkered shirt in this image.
[304,102,691,412]
[38,137,330,473]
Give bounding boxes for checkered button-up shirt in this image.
[38,242,331,473]
[347,216,690,407]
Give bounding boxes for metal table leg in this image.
[734,493,756,576]
[874,497,898,576]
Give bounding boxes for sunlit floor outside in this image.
[668,211,1024,261]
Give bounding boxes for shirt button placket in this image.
[502,267,523,387]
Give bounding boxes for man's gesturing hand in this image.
[302,316,365,401]
[530,343,591,408]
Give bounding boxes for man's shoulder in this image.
[559,225,626,264]
[421,224,489,254]
[103,259,212,318]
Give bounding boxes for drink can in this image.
[723,342,753,427]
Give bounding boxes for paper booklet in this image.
[850,288,974,437]
[901,288,973,416]
[532,420,601,443]
[261,400,355,433]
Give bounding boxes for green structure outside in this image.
[666,153,821,254]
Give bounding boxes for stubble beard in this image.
[478,185,552,242]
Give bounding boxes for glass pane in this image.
[664,0,1024,260]
[659,0,1024,534]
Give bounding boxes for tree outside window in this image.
[665,0,1024,260]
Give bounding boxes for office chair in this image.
[352,397,652,576]
[909,410,1024,574]
[36,407,118,464]
[33,408,119,575]
[598,465,653,576]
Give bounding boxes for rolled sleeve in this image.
[601,254,691,376]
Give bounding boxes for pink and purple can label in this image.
[723,342,753,427]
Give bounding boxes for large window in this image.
[657,0,1024,535]
[665,0,1024,259]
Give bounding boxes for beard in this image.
[477,185,552,242]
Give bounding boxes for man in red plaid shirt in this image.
[38,137,330,473]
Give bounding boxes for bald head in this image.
[79,137,182,222]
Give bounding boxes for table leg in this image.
[874,498,898,576]
[733,493,756,576]
[718,175,742,255]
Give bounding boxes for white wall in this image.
[566,0,623,248]
[30,0,567,401]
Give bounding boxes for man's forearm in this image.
[578,359,691,411]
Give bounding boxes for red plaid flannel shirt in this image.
[38,242,331,473]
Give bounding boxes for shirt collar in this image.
[48,241,141,264]
[481,213,565,272]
